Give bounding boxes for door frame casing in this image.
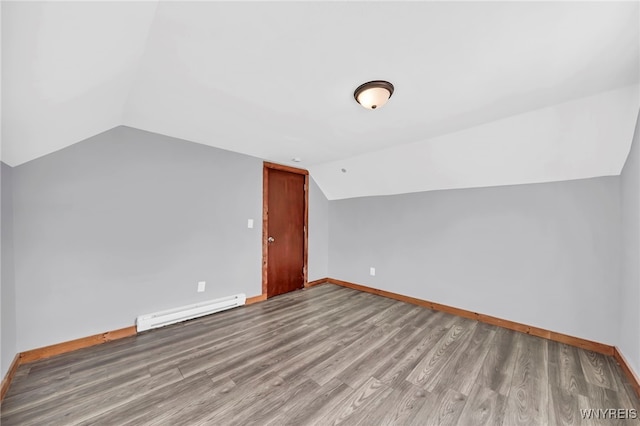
[262,162,309,298]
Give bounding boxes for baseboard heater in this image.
[136,294,246,332]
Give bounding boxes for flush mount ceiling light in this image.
[354,80,394,110]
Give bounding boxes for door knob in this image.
[268,236,275,243]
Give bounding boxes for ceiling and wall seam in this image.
[2,2,638,200]
[120,1,161,128]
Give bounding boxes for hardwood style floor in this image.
[1,284,639,425]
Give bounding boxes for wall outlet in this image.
[247,219,254,229]
[370,267,376,276]
[197,281,206,292]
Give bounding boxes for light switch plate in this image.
[370,267,376,276]
[197,281,206,292]
[247,219,254,229]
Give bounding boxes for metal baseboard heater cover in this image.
[136,293,246,332]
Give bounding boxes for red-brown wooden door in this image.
[263,163,308,298]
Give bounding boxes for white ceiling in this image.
[2,1,639,199]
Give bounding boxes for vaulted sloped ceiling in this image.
[2,1,639,199]
[2,2,157,166]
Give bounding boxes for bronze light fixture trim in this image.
[354,80,394,110]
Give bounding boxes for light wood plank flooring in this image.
[1,284,639,425]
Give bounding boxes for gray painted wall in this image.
[308,177,328,281]
[620,111,640,374]
[11,126,264,352]
[329,177,621,345]
[1,162,17,378]
[4,120,636,379]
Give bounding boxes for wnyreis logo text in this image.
[580,408,637,420]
